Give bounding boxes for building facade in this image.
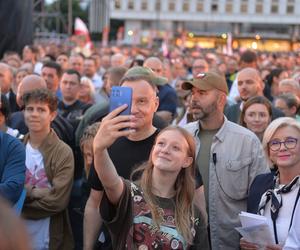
[110,0,300,51]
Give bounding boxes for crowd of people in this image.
[0,41,300,250]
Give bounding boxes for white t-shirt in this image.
[264,186,300,246]
[25,142,50,250]
[6,127,22,138]
[283,194,300,250]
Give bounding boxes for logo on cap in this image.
[196,73,206,79]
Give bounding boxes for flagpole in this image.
[68,0,73,36]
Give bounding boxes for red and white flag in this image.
[116,26,124,46]
[102,26,110,47]
[226,32,233,55]
[74,17,93,50]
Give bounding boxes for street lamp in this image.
[68,0,72,36]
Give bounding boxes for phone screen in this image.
[109,86,132,115]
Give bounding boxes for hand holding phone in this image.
[109,86,132,115]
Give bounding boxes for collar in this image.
[196,115,228,142]
[23,129,59,153]
[239,101,244,111]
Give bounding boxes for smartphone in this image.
[109,86,132,115]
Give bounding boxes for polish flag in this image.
[226,32,233,55]
[116,26,124,46]
[102,26,110,47]
[74,17,93,49]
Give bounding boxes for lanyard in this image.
[272,186,300,244]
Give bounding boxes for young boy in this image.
[21,88,74,250]
[80,122,100,178]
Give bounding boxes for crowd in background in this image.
[0,40,300,250]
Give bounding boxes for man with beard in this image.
[224,67,284,123]
[183,71,269,250]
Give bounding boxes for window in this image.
[169,1,176,11]
[128,0,134,10]
[155,1,161,11]
[142,21,151,30]
[255,0,263,13]
[271,0,279,13]
[196,0,204,12]
[197,3,203,11]
[183,0,189,11]
[287,5,294,13]
[226,1,233,13]
[271,5,278,13]
[287,0,295,14]
[114,0,121,9]
[240,0,248,13]
[141,0,148,10]
[211,3,218,12]
[256,4,263,13]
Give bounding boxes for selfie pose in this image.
[93,105,209,249]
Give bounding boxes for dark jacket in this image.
[247,172,275,214]
[0,131,25,204]
[8,89,20,113]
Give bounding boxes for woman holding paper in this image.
[241,117,300,250]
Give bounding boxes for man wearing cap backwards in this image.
[84,66,168,250]
[183,71,269,250]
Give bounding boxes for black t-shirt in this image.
[89,129,160,191]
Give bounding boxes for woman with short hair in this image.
[241,117,300,250]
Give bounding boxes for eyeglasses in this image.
[268,137,298,152]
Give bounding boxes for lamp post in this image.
[68,0,72,36]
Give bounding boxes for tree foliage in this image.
[44,0,88,33]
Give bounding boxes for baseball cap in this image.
[182,71,228,94]
[124,66,168,86]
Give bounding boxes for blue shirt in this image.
[0,131,25,204]
[157,84,177,117]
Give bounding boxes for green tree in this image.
[44,0,88,33]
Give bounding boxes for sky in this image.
[45,0,89,8]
